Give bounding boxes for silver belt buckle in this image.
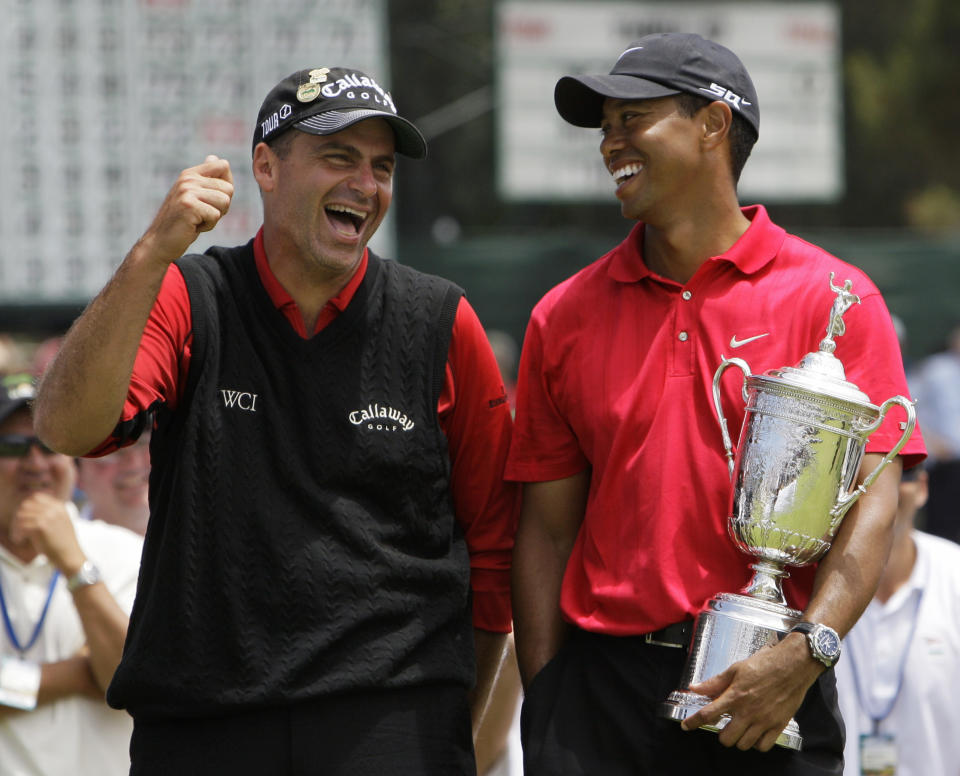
[643,631,684,649]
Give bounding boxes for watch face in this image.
[815,627,841,659]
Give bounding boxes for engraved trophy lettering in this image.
[657,274,916,750]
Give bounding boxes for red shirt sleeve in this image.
[87,263,190,456]
[505,305,591,483]
[440,298,520,633]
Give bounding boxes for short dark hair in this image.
[674,93,758,184]
[264,128,298,160]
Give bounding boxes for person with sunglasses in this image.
[0,374,143,775]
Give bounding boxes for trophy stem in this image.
[741,560,789,606]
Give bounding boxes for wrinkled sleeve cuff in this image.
[470,569,512,632]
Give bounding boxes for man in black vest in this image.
[34,67,518,776]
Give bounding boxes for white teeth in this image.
[612,163,643,184]
[327,204,366,220]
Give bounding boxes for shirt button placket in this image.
[675,288,694,373]
[679,289,693,341]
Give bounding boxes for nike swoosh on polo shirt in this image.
[729,333,770,348]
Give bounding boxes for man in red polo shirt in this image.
[506,33,925,775]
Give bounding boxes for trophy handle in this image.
[712,357,751,479]
[831,395,917,520]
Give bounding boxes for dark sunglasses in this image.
[0,434,55,458]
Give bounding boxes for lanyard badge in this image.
[0,569,60,709]
[0,655,41,709]
[860,732,897,775]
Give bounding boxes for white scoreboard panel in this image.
[496,1,843,204]
[0,0,388,303]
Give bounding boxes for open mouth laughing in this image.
[611,162,643,187]
[325,204,369,237]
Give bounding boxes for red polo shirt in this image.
[506,205,925,636]
[97,229,519,632]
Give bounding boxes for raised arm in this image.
[512,469,590,689]
[34,156,234,456]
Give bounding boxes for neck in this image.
[262,235,360,335]
[642,205,751,284]
[874,533,917,604]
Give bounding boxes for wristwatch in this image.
[66,560,102,592]
[789,621,841,668]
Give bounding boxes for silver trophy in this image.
[658,274,916,750]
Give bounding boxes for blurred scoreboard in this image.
[496,1,843,204]
[0,0,387,303]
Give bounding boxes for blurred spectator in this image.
[836,465,960,776]
[26,335,151,536]
[76,434,151,536]
[0,374,143,775]
[0,335,22,375]
[912,324,960,542]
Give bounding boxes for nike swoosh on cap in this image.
[729,333,770,348]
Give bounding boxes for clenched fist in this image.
[138,155,235,265]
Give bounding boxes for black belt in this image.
[643,620,694,649]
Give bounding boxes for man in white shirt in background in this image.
[0,374,143,776]
[836,464,960,776]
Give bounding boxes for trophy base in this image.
[658,592,803,750]
[658,690,802,751]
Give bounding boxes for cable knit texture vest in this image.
[107,243,470,719]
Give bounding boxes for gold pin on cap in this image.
[296,68,331,102]
[297,82,320,102]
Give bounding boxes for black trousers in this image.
[129,684,476,776]
[520,628,844,776]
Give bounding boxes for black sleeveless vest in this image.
[107,243,472,719]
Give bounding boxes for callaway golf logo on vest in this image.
[349,402,415,432]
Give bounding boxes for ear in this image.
[701,100,733,151]
[252,142,278,193]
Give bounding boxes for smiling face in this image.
[77,434,150,535]
[599,96,706,223]
[0,408,76,548]
[255,119,396,283]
